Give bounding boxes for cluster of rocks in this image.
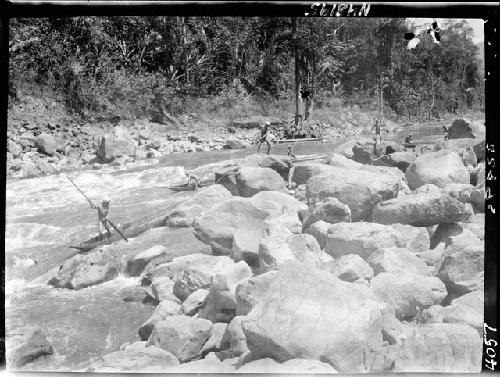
[6,103,409,180]
[6,118,260,179]
[11,118,485,373]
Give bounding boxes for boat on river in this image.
[167,179,215,192]
[69,216,166,252]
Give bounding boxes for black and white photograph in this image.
[2,1,498,374]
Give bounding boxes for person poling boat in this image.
[91,198,112,237]
[66,176,128,242]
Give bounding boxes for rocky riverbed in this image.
[7,96,406,179]
[5,117,486,373]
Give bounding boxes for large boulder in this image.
[390,224,430,253]
[447,118,485,139]
[238,358,338,373]
[96,126,136,162]
[476,162,485,187]
[299,197,351,229]
[366,247,431,276]
[306,166,405,221]
[235,270,278,316]
[181,289,210,316]
[352,138,378,164]
[304,220,330,249]
[414,245,446,276]
[259,231,328,273]
[200,322,227,355]
[198,261,253,323]
[171,355,236,373]
[35,133,62,156]
[430,223,469,249]
[323,254,374,282]
[370,272,447,319]
[236,166,287,197]
[250,190,307,219]
[47,249,120,290]
[325,153,362,169]
[393,323,481,373]
[221,316,250,357]
[423,290,483,335]
[145,276,178,303]
[127,245,167,277]
[241,260,391,373]
[473,139,485,162]
[231,227,264,267]
[88,342,179,372]
[241,154,293,179]
[171,256,235,302]
[372,193,473,226]
[147,315,213,363]
[377,151,416,172]
[405,150,470,190]
[333,139,357,159]
[165,185,233,227]
[325,222,406,260]
[7,327,53,369]
[194,198,269,255]
[292,163,336,185]
[139,300,182,341]
[225,137,250,150]
[437,233,484,297]
[140,253,226,285]
[434,138,477,153]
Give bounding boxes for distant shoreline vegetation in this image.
[9,17,484,123]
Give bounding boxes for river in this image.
[4,122,447,370]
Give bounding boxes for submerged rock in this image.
[48,249,120,290]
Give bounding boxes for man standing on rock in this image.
[185,171,200,190]
[257,121,272,154]
[372,119,382,144]
[90,198,112,237]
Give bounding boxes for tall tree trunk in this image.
[310,51,316,119]
[180,17,189,83]
[379,73,384,123]
[292,17,301,127]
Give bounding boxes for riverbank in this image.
[7,95,485,180]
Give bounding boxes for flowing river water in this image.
[4,123,447,371]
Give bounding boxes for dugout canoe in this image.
[167,180,215,192]
[69,216,166,252]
